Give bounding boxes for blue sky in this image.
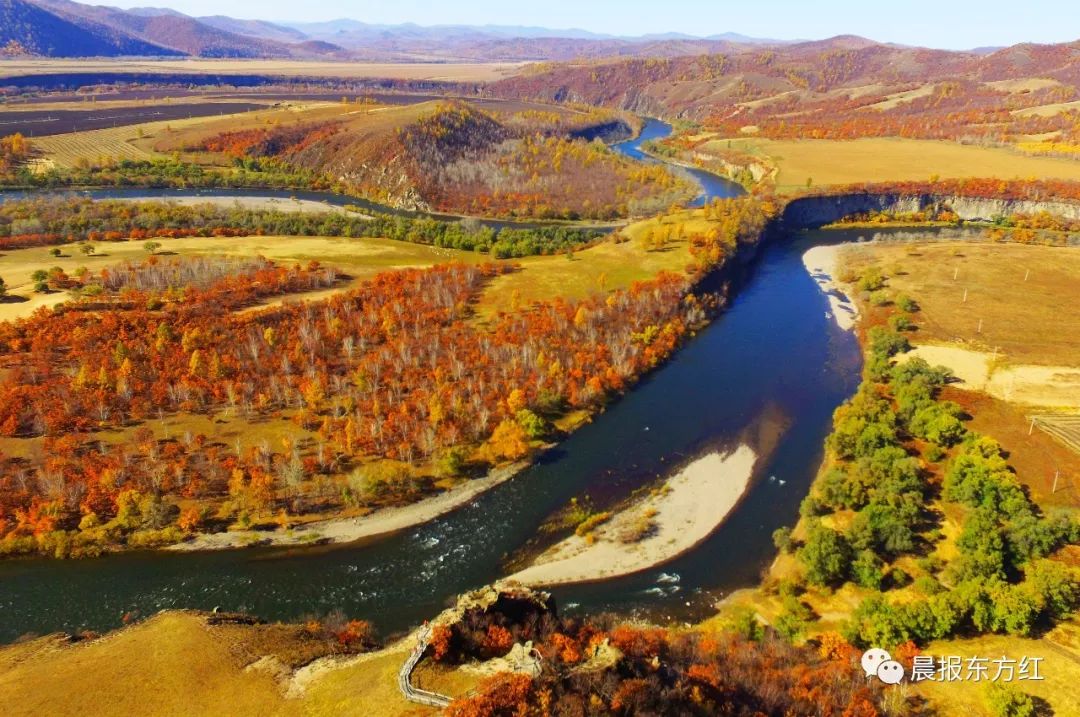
[109,0,1078,50]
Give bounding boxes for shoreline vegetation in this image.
[712,246,1080,712]
[0,196,611,258]
[168,458,532,552]
[507,445,757,586]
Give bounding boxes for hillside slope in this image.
[29,0,303,58]
[186,101,691,218]
[489,39,1080,151]
[0,0,179,57]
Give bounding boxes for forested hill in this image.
[487,39,1080,142]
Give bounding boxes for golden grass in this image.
[1013,99,1080,117]
[31,126,156,167]
[1016,140,1080,155]
[475,208,709,317]
[0,59,524,82]
[30,102,336,167]
[0,612,287,717]
[985,78,1064,93]
[865,84,937,110]
[841,238,1080,499]
[0,233,482,322]
[944,387,1080,509]
[0,610,478,717]
[915,623,1080,717]
[839,241,1080,367]
[144,101,379,155]
[0,404,317,461]
[705,137,1080,193]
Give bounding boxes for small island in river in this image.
[508,445,757,586]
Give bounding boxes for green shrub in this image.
[515,408,549,439]
[799,523,853,587]
[772,526,795,554]
[896,294,919,313]
[575,511,613,537]
[775,594,813,641]
[851,550,885,590]
[857,266,886,292]
[888,314,912,331]
[983,683,1036,717]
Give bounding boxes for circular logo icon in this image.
[861,648,892,677]
[876,659,905,685]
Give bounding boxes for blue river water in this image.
[0,119,862,642]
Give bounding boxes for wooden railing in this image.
[398,626,453,709]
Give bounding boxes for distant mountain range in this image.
[0,0,799,60]
[0,0,1056,62]
[0,0,346,58]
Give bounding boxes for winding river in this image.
[0,120,864,642]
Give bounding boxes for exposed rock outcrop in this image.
[782,192,1080,229]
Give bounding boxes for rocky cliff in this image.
[782,192,1080,228]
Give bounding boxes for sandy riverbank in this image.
[167,459,530,552]
[802,244,859,331]
[905,343,1080,408]
[109,195,372,216]
[506,445,757,587]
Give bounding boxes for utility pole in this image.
[1052,470,1061,494]
[1029,417,1036,436]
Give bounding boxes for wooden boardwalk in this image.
[398,626,452,709]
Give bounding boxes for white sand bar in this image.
[802,244,859,331]
[507,445,758,587]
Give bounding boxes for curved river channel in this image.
[0,120,866,642]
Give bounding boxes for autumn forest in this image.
[4,7,1080,716]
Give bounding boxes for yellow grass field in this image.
[706,136,1080,193]
[984,78,1064,93]
[29,101,339,167]
[915,623,1080,717]
[0,611,479,717]
[0,59,523,82]
[31,126,156,167]
[0,204,699,324]
[146,100,431,158]
[839,238,1080,502]
[475,208,708,316]
[866,84,937,110]
[0,233,482,321]
[1013,99,1080,117]
[839,241,1080,367]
